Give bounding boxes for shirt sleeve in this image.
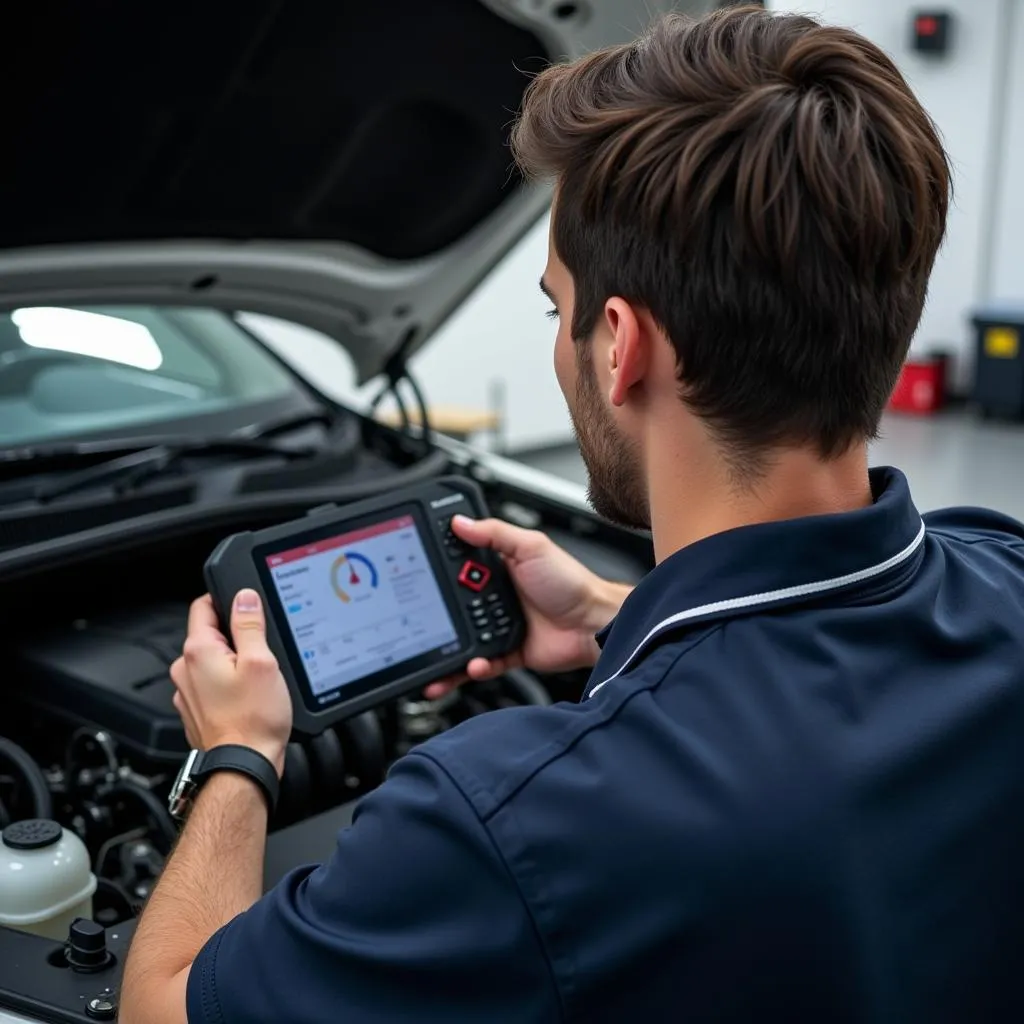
[185,749,559,1024]
[923,506,1024,546]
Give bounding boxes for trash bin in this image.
[889,352,948,415]
[971,304,1024,419]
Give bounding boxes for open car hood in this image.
[0,0,716,383]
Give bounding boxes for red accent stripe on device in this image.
[266,515,414,567]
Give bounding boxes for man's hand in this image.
[425,516,631,699]
[170,590,292,777]
[124,589,286,1024]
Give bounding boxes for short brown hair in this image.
[512,5,950,464]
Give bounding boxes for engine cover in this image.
[14,606,190,765]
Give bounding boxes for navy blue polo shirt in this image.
[187,467,1024,1023]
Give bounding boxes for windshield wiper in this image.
[32,437,321,504]
[0,409,337,472]
[0,438,177,468]
[230,410,337,441]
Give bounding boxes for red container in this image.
[888,356,947,415]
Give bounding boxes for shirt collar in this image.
[587,466,925,699]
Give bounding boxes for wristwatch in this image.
[168,745,280,822]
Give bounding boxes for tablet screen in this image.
[264,513,462,706]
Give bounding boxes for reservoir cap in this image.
[2,819,62,851]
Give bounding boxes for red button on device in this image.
[458,560,491,592]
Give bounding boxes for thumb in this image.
[451,515,541,561]
[231,588,269,658]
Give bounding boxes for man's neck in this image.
[647,440,874,564]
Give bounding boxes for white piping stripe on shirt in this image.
[587,519,927,699]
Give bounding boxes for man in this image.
[121,6,1024,1023]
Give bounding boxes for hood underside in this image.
[2,0,716,380]
[8,0,546,261]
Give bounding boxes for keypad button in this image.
[479,631,494,643]
[442,520,469,557]
[495,615,511,628]
[458,561,491,591]
[469,598,484,610]
[494,626,510,638]
[486,592,501,603]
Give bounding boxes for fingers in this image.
[230,589,278,674]
[423,653,522,699]
[180,590,278,679]
[423,674,467,700]
[450,516,543,562]
[170,658,200,747]
[474,652,524,677]
[423,663,478,699]
[170,655,187,690]
[186,595,231,653]
[172,689,199,748]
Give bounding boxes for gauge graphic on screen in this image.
[330,551,379,603]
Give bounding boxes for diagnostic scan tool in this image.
[204,477,525,734]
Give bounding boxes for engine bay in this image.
[0,457,651,1022]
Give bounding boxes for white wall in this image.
[254,2,1024,450]
[989,1,1024,302]
[409,212,569,450]
[771,1,1015,384]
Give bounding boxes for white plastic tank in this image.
[0,818,97,941]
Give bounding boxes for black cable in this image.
[95,780,178,848]
[398,370,433,447]
[370,339,433,451]
[93,825,148,876]
[65,727,120,789]
[0,737,53,820]
[390,386,410,434]
[371,376,412,435]
[94,877,139,921]
[503,669,553,707]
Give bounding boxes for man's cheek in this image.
[553,329,573,397]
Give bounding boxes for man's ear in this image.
[604,298,648,408]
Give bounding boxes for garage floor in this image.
[517,409,1024,522]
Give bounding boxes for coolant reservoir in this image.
[0,819,97,940]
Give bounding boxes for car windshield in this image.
[0,305,300,446]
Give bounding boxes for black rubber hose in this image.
[340,712,386,789]
[95,780,178,848]
[307,728,346,807]
[400,370,433,448]
[370,378,411,434]
[0,736,53,820]
[277,742,313,826]
[65,727,120,791]
[94,877,138,921]
[503,669,553,707]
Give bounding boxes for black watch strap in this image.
[193,744,280,815]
